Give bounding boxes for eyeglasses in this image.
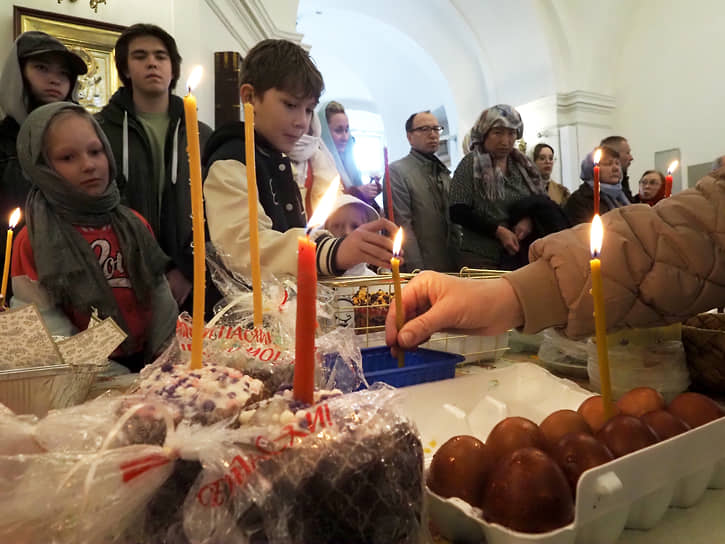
[410,125,444,134]
[639,179,660,186]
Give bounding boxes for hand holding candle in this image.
[665,160,679,198]
[590,214,614,420]
[1,207,21,308]
[244,102,263,327]
[293,180,340,404]
[182,66,205,370]
[391,227,405,367]
[593,148,602,216]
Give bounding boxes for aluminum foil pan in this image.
[0,364,99,417]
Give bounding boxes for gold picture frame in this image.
[14,6,126,113]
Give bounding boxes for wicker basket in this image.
[682,313,725,393]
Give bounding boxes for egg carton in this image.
[397,363,725,544]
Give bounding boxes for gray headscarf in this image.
[17,102,170,353]
[469,104,544,200]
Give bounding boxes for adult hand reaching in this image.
[356,182,382,201]
[385,272,524,354]
[496,225,520,255]
[334,217,400,271]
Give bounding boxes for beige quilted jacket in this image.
[505,168,725,338]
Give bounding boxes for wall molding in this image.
[557,90,616,116]
[204,0,304,53]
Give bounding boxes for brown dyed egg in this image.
[640,409,690,440]
[578,395,620,433]
[550,432,614,495]
[485,416,546,463]
[596,414,659,457]
[616,387,665,418]
[539,409,592,450]
[481,447,575,533]
[667,392,724,429]
[427,435,494,506]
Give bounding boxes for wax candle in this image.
[391,227,405,367]
[665,160,679,198]
[0,208,21,308]
[244,102,263,327]
[384,146,395,222]
[293,181,340,403]
[182,66,205,370]
[590,214,614,419]
[592,148,602,217]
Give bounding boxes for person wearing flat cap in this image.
[0,31,88,302]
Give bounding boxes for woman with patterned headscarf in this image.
[449,104,567,270]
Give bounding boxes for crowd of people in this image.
[1,24,723,372]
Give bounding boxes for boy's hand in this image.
[385,272,524,354]
[335,218,399,271]
[166,268,192,306]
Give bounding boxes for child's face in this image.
[23,54,72,105]
[250,88,316,154]
[325,204,369,237]
[45,114,110,196]
[328,112,350,154]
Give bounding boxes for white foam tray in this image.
[398,363,725,544]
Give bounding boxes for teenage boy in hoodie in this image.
[96,24,212,310]
[0,31,87,303]
[203,39,398,281]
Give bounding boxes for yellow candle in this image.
[590,214,614,419]
[244,102,263,328]
[1,208,21,308]
[183,66,206,370]
[391,227,405,367]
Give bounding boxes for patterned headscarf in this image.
[469,104,543,200]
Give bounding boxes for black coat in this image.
[563,182,621,226]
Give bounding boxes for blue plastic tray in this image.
[360,347,464,388]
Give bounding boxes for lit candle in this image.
[665,160,679,198]
[391,227,405,367]
[1,208,21,308]
[590,214,614,419]
[243,102,263,327]
[592,148,602,217]
[293,180,340,404]
[383,146,395,222]
[183,66,206,370]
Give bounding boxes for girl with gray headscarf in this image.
[450,104,567,270]
[10,102,177,372]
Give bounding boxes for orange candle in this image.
[592,148,602,217]
[391,227,405,367]
[1,208,21,308]
[665,160,679,198]
[243,102,263,327]
[183,66,205,370]
[293,181,340,403]
[383,146,395,222]
[590,214,614,420]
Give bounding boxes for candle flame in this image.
[593,148,602,166]
[186,65,203,93]
[307,177,340,232]
[8,208,20,229]
[667,160,679,175]
[590,214,603,257]
[393,227,403,256]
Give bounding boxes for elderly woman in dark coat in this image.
[449,104,568,270]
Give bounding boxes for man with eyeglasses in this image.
[384,111,454,272]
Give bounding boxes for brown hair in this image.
[114,23,182,91]
[533,142,554,161]
[241,39,324,101]
[325,101,346,122]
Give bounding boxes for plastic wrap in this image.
[180,386,424,544]
[587,338,690,402]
